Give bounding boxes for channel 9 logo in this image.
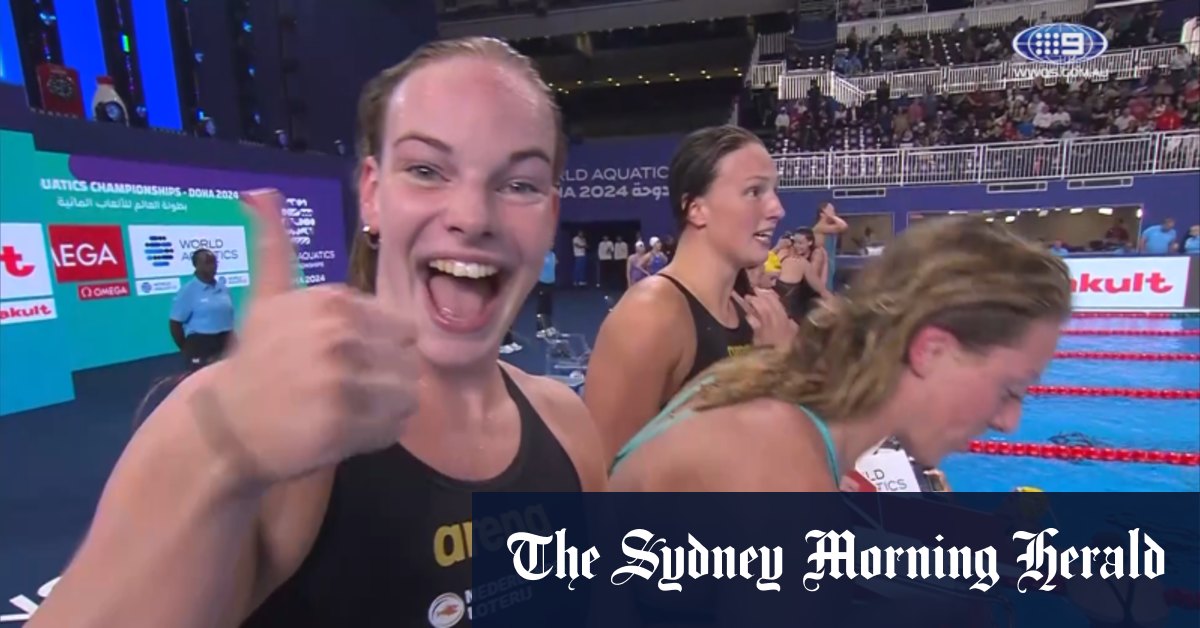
[1012,23,1108,65]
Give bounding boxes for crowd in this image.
[777,4,1170,75]
[758,3,1200,153]
[771,64,1200,153]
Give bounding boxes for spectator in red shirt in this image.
[1156,104,1183,131]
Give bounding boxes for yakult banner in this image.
[1064,256,1195,310]
[0,129,347,415]
[558,135,681,235]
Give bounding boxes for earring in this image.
[362,225,380,250]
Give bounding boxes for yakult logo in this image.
[1071,271,1172,295]
[1065,258,1190,309]
[0,223,58,326]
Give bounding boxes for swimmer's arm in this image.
[813,214,848,238]
[803,259,834,299]
[29,368,267,628]
[584,287,687,463]
[810,248,831,287]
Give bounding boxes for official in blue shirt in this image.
[1139,218,1178,255]
[536,250,557,336]
[170,248,235,371]
[1183,224,1200,255]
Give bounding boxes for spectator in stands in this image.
[1183,225,1200,255]
[1104,218,1131,249]
[953,13,969,33]
[1156,102,1183,131]
[1140,218,1178,255]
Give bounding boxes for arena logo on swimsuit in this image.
[727,344,753,358]
[433,505,552,568]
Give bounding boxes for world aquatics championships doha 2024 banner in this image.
[0,129,347,415]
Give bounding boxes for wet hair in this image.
[693,216,1073,420]
[792,228,815,246]
[191,248,214,266]
[667,125,764,297]
[346,37,568,294]
[667,125,764,230]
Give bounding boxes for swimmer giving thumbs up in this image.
[207,189,419,483]
[28,189,420,628]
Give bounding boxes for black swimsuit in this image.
[774,252,822,322]
[242,368,581,627]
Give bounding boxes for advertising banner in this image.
[558,135,680,237]
[0,129,347,415]
[1064,255,1194,310]
[854,448,921,493]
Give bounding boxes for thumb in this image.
[240,188,296,300]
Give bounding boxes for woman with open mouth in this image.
[30,37,607,628]
[586,125,798,465]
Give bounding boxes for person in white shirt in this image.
[1048,106,1070,130]
[572,230,588,286]
[1033,108,1055,131]
[774,108,790,133]
[597,235,615,288]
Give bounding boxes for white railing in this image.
[757,0,1088,55]
[774,131,1200,188]
[771,44,1184,104]
[759,32,787,58]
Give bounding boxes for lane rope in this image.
[1053,351,1200,361]
[1027,385,1199,399]
[1072,311,1199,319]
[967,440,1200,465]
[1062,329,1200,337]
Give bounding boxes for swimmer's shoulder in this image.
[594,276,691,354]
[499,363,608,491]
[616,274,692,315]
[645,398,837,491]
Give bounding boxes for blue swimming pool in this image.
[941,315,1200,492]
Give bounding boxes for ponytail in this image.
[692,296,846,413]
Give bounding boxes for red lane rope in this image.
[1072,311,1198,319]
[1027,385,1200,399]
[1062,329,1200,336]
[968,440,1200,465]
[1053,350,1200,361]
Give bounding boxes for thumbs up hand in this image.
[199,189,419,489]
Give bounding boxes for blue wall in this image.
[776,175,1200,235]
[0,0,21,85]
[555,135,1200,240]
[131,0,183,130]
[55,0,106,120]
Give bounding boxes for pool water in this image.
[941,316,1200,492]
